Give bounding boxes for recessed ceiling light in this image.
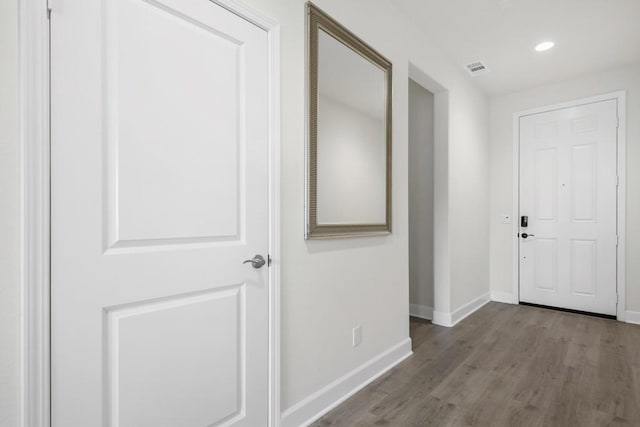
[535,41,555,52]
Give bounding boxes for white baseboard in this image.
[490,291,517,304]
[626,310,640,325]
[451,292,491,325]
[409,304,433,320]
[432,310,452,327]
[280,338,413,427]
[432,292,491,328]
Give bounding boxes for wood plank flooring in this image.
[312,302,640,426]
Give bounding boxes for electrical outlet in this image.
[352,326,362,347]
[501,214,512,224]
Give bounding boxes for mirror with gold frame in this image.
[306,3,392,239]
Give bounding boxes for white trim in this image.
[512,91,626,118]
[280,339,413,427]
[511,112,520,305]
[222,0,283,423]
[211,0,276,31]
[263,14,282,427]
[616,93,627,322]
[20,0,50,425]
[451,292,491,325]
[25,1,282,426]
[432,292,491,327]
[431,310,452,327]
[512,91,627,321]
[625,311,640,325]
[409,304,434,320]
[490,291,517,304]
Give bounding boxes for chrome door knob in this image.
[243,254,266,269]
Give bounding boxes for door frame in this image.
[20,0,282,425]
[511,91,626,321]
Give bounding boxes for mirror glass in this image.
[307,3,392,239]
[316,31,387,224]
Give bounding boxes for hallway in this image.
[313,303,640,426]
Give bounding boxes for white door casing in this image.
[51,0,276,425]
[518,99,619,316]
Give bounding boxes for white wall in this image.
[3,0,491,422]
[236,0,489,411]
[489,63,640,312]
[0,0,21,425]
[408,79,435,311]
[448,88,491,310]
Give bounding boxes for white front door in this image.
[51,0,271,425]
[519,99,618,316]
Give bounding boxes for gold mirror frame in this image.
[306,3,393,239]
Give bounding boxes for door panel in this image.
[570,143,597,222]
[51,0,270,425]
[106,0,246,246]
[534,147,557,221]
[519,99,617,315]
[570,239,596,296]
[533,238,557,292]
[108,287,245,426]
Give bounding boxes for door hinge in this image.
[616,116,620,129]
[46,0,52,18]
[616,176,620,187]
[616,235,619,247]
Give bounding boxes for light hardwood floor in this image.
[312,302,640,426]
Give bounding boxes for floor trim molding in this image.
[432,310,453,326]
[280,338,413,427]
[409,304,433,320]
[626,310,640,325]
[433,292,491,327]
[490,291,517,304]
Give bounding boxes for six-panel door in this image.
[519,99,618,315]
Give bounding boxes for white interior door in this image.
[519,99,618,316]
[51,0,271,425]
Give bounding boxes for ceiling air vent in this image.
[464,60,490,76]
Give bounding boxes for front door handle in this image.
[521,233,535,239]
[243,254,266,269]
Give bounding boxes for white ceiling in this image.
[391,0,640,95]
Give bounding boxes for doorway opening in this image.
[408,78,435,324]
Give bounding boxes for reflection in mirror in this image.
[306,3,392,239]
[317,30,387,224]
